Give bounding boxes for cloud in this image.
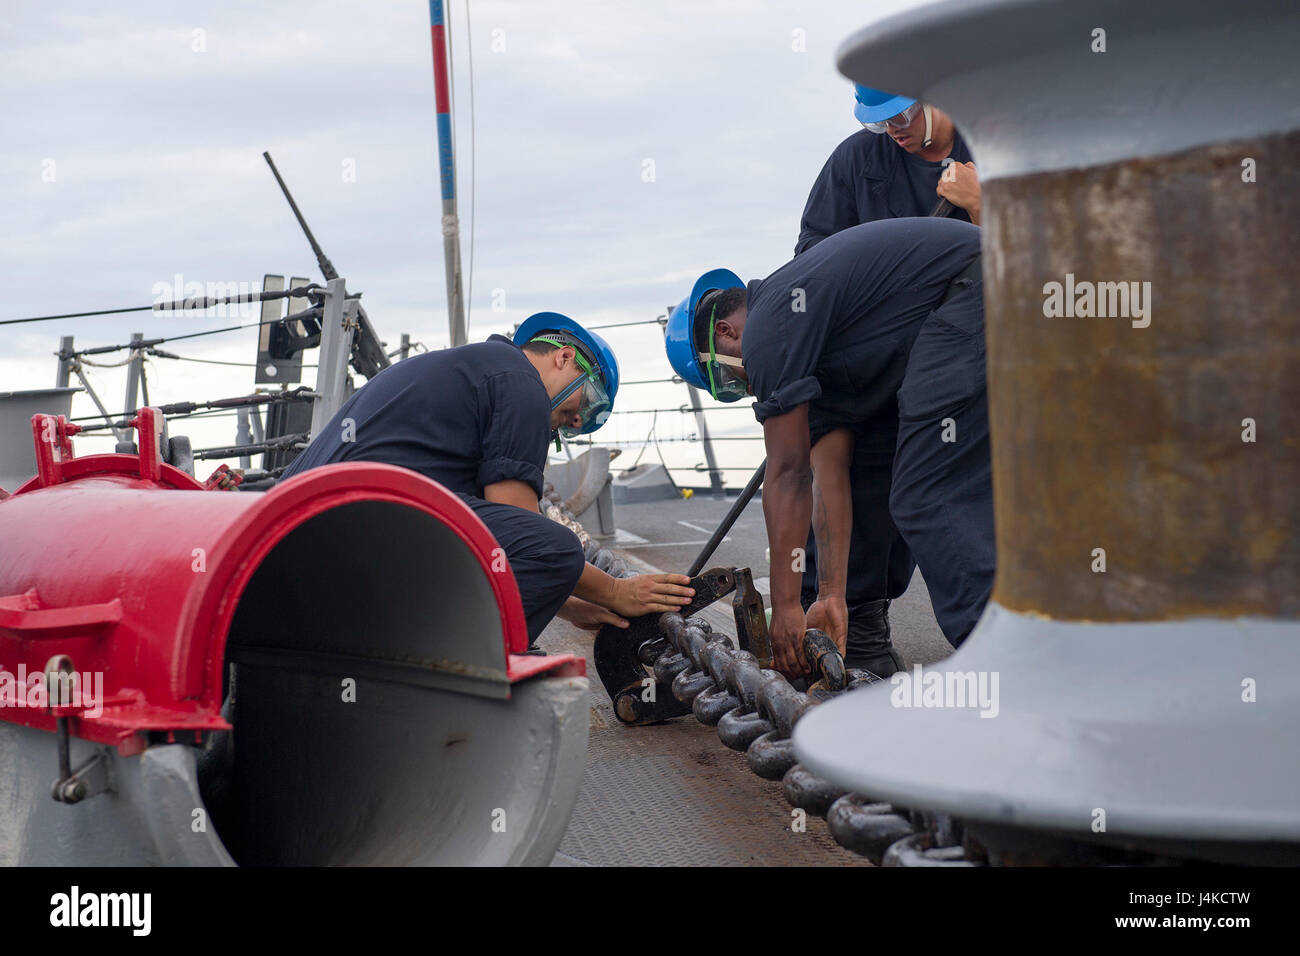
[2,0,921,480]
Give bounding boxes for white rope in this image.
[77,348,145,369]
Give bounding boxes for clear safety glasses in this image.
[564,351,612,438]
[698,302,748,403]
[862,101,922,133]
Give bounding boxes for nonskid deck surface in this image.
[541,616,868,866]
[539,493,953,866]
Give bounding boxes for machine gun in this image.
[262,151,391,380]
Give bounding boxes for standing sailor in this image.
[782,85,983,675]
[797,84,982,253]
[664,218,994,677]
[283,312,694,643]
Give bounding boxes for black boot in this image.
[843,599,903,677]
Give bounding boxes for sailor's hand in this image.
[558,596,629,631]
[610,573,695,618]
[769,604,811,678]
[805,595,849,658]
[936,161,981,223]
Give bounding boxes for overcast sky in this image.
[1,0,922,480]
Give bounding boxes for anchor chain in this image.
[543,483,979,866]
[635,595,984,864]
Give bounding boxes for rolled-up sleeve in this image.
[477,455,543,494]
[476,370,549,497]
[752,377,822,423]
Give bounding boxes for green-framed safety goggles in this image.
[697,303,748,403]
[531,335,613,439]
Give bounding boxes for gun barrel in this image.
[262,151,338,281]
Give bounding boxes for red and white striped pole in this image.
[430,0,467,347]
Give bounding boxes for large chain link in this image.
[541,482,979,866]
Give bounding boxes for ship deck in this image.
[538,491,953,866]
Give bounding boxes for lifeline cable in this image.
[146,349,318,369]
[6,285,321,328]
[2,305,154,326]
[585,317,667,331]
[54,307,325,361]
[69,388,317,430]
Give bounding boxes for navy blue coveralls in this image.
[795,127,975,254]
[281,334,585,644]
[791,127,976,664]
[745,218,994,647]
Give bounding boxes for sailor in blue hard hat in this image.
[512,311,621,446]
[283,313,693,644]
[781,84,983,672]
[796,85,981,255]
[663,268,749,402]
[851,84,918,129]
[664,218,995,680]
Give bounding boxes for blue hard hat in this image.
[664,268,745,392]
[853,84,916,125]
[513,311,619,435]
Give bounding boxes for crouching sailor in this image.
[663,218,994,678]
[282,311,694,643]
